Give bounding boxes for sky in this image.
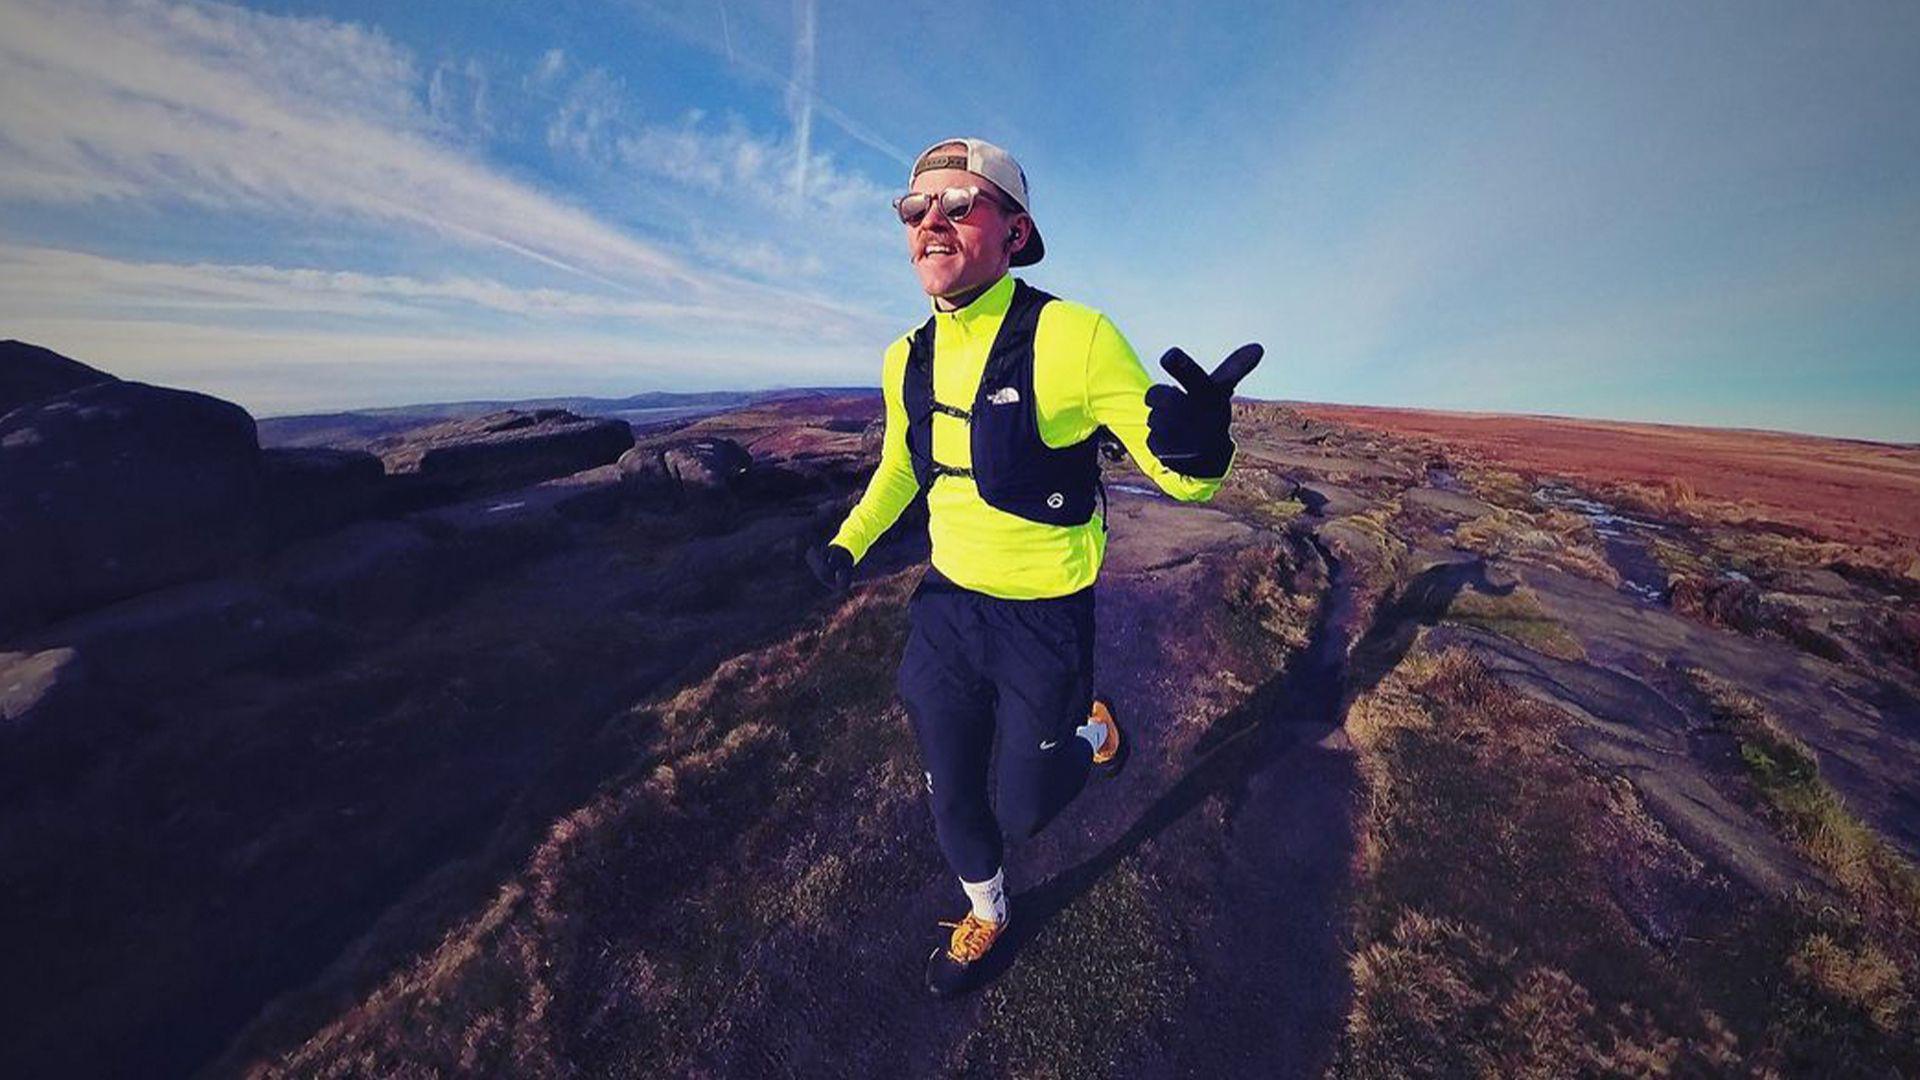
[1,1,1916,441]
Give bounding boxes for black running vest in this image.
[903,280,1102,527]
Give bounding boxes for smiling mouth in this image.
[921,243,957,258]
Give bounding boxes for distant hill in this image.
[257,387,879,449]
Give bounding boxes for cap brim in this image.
[1010,227,1045,267]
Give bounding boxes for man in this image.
[806,137,1260,995]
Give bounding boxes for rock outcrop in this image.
[0,381,265,632]
[261,446,387,543]
[617,436,753,498]
[0,339,117,416]
[371,409,633,503]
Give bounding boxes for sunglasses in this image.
[892,185,1015,226]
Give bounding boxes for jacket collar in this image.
[931,273,1016,343]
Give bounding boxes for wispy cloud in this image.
[0,0,908,413]
[0,0,700,288]
[0,244,868,334]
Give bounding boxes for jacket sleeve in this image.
[1084,315,1231,502]
[829,341,922,562]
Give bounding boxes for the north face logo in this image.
[988,386,1020,406]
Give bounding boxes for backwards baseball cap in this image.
[910,137,1045,267]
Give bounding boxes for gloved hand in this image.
[1145,343,1263,479]
[805,542,855,593]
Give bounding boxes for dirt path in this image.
[729,492,1362,1078]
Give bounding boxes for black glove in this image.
[806,542,855,593]
[1145,343,1263,479]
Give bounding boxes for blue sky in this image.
[1,1,1915,441]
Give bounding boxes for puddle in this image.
[1532,482,1671,605]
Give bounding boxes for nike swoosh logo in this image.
[1039,739,1059,750]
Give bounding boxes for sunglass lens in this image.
[895,192,933,225]
[938,187,977,221]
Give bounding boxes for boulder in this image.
[664,437,751,491]
[0,381,265,633]
[260,446,387,543]
[617,437,752,500]
[0,340,116,417]
[370,409,633,500]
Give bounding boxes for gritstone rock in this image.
[0,340,117,417]
[260,446,387,543]
[0,381,265,633]
[370,409,633,502]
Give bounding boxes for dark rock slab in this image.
[0,646,116,802]
[1404,485,1493,520]
[28,579,325,692]
[1294,480,1371,518]
[0,381,265,633]
[0,340,116,416]
[371,409,633,500]
[260,447,387,544]
[266,521,439,625]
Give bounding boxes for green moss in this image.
[1443,585,1586,662]
[1683,668,1920,1068]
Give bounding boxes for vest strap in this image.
[930,401,972,422]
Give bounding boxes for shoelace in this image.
[938,914,1001,962]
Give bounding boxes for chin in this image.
[914,267,960,297]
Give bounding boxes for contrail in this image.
[717,0,735,65]
[786,0,816,208]
[629,0,909,166]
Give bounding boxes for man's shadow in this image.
[961,555,1513,989]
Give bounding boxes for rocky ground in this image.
[5,341,1917,1077]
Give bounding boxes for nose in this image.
[916,200,957,231]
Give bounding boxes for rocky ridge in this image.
[4,340,1917,1077]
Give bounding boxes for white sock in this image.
[959,868,1008,924]
[1076,715,1109,753]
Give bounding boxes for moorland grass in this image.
[1338,644,1920,1077]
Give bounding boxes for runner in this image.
[807,137,1260,995]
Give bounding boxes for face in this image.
[904,164,1031,301]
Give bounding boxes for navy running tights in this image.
[897,568,1095,882]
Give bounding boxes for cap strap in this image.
[913,152,969,175]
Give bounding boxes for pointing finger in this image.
[1209,343,1264,392]
[1159,347,1210,394]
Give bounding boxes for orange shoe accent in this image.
[938,912,1007,964]
[1089,698,1121,766]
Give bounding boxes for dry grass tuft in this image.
[1452,506,1620,587]
[254,573,930,1078]
[1337,645,1920,1077]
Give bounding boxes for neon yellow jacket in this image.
[830,273,1230,599]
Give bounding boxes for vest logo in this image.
[1047,492,1065,509]
[988,386,1021,406]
